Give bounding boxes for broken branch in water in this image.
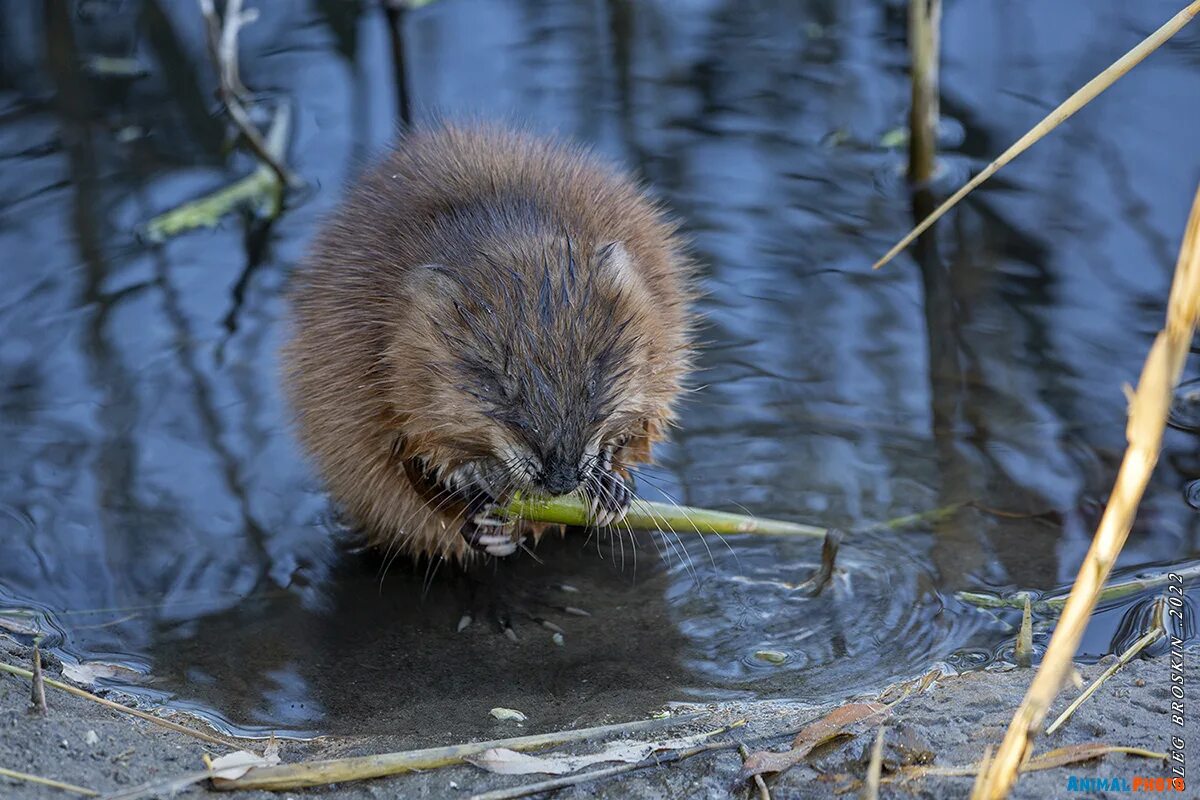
[211,713,704,791]
[793,528,841,597]
[142,103,291,242]
[197,0,299,188]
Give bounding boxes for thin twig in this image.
[0,766,99,797]
[794,528,842,597]
[1045,598,1167,735]
[977,176,1200,798]
[196,0,299,188]
[0,661,233,748]
[468,740,741,800]
[874,1,1200,270]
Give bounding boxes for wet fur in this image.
[283,124,694,562]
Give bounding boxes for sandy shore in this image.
[0,635,1193,799]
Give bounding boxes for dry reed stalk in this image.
[874,1,1200,270]
[862,725,886,800]
[212,713,702,791]
[0,766,98,797]
[976,182,1200,799]
[907,0,941,183]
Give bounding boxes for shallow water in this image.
[1,0,1198,740]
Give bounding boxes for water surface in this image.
[1,0,1198,739]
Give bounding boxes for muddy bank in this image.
[1,637,1192,799]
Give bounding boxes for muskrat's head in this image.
[389,236,689,503]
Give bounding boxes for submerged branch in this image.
[142,103,290,242]
[197,0,299,188]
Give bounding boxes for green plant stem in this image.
[956,562,1200,614]
[503,495,826,537]
[502,494,960,538]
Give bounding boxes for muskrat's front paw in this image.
[586,469,633,527]
[461,502,521,557]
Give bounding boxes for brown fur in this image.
[282,124,693,562]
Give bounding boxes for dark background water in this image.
[1,0,1198,739]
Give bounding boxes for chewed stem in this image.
[499,493,957,537]
[500,493,823,536]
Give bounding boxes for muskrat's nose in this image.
[539,460,582,496]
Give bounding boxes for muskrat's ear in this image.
[406,263,460,304]
[595,241,644,296]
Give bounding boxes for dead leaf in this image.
[740,702,888,780]
[61,661,146,686]
[209,750,277,781]
[489,707,527,722]
[0,614,41,636]
[468,733,713,776]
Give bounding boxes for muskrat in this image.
[283,124,693,563]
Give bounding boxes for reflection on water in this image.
[1,0,1198,739]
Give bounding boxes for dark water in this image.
[1,0,1198,740]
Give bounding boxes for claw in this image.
[585,466,633,526]
[459,489,520,557]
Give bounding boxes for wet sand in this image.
[1,635,1192,799]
